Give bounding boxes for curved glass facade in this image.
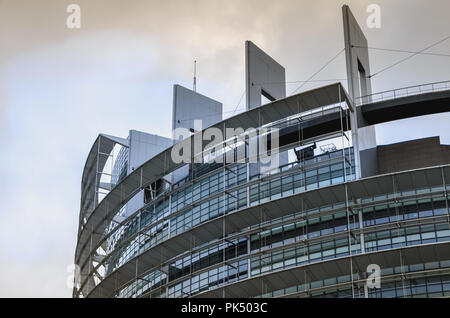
[112,146,129,186]
[75,131,450,298]
[114,185,450,298]
[104,148,355,277]
[74,84,450,299]
[72,0,450,298]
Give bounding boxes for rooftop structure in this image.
[74,5,450,298]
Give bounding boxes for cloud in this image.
[0,30,172,297]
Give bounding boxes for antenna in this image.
[193,60,197,92]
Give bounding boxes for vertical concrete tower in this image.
[343,5,378,178]
[245,41,286,110]
[172,84,223,136]
[171,84,223,182]
[245,41,288,171]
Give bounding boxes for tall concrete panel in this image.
[172,84,223,136]
[128,130,173,173]
[125,130,173,217]
[245,41,288,172]
[343,5,377,178]
[343,5,372,102]
[172,85,223,183]
[245,41,286,110]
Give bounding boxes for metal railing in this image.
[355,80,450,106]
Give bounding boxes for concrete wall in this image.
[171,84,223,184]
[245,41,288,170]
[342,5,377,178]
[343,5,372,102]
[128,130,173,173]
[172,84,222,137]
[245,41,286,110]
[377,137,450,175]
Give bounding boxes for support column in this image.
[343,5,378,179]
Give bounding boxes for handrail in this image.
[355,80,450,106]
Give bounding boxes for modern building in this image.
[74,5,450,298]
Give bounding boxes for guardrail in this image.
[355,80,450,106]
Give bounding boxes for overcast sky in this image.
[0,0,449,297]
